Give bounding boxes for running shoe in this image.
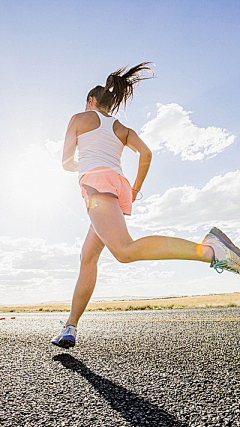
[51,321,77,349]
[202,227,240,274]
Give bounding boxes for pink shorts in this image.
[79,167,132,215]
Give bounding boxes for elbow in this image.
[62,161,71,171]
[139,150,152,167]
[140,149,152,158]
[144,150,152,162]
[62,157,70,170]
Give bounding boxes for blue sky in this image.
[0,0,240,304]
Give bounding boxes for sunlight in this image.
[5,144,65,217]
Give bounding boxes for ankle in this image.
[65,319,77,328]
[197,244,214,263]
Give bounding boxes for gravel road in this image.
[1,308,240,427]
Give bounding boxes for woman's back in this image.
[77,110,128,182]
[76,110,128,144]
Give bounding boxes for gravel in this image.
[0,308,240,426]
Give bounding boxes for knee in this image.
[80,250,100,265]
[113,246,133,264]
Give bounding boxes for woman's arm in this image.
[126,129,152,202]
[62,115,79,172]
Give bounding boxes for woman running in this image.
[52,62,240,349]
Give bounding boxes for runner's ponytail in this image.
[87,62,155,114]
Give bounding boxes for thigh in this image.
[87,193,133,260]
[81,224,105,263]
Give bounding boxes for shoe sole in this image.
[51,338,75,349]
[60,339,75,349]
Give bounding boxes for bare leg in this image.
[65,225,105,327]
[66,193,213,328]
[88,193,214,264]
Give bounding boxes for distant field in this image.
[1,292,240,313]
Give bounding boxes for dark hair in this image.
[86,62,155,114]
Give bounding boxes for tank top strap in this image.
[93,110,117,132]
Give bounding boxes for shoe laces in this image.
[60,320,77,330]
[212,260,237,274]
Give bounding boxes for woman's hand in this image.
[132,189,139,203]
[132,188,143,203]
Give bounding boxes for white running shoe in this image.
[202,227,240,274]
[51,321,77,349]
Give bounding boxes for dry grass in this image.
[1,292,240,313]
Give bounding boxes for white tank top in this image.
[77,111,125,182]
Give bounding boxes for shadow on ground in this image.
[53,354,187,427]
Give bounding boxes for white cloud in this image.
[0,235,180,304]
[127,170,240,241]
[1,221,240,305]
[0,236,84,304]
[45,139,64,158]
[140,103,236,161]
